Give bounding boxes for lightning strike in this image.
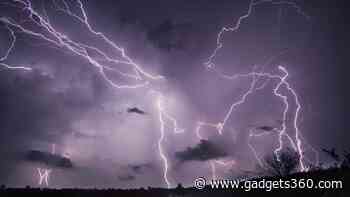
[195,65,309,178]
[195,119,238,180]
[0,0,163,89]
[248,127,276,168]
[0,0,320,188]
[0,23,32,71]
[154,91,185,188]
[0,0,169,187]
[202,0,316,176]
[37,168,51,187]
[216,66,305,169]
[51,143,56,155]
[210,160,236,180]
[156,96,171,188]
[205,0,309,69]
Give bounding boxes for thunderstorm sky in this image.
[0,0,348,188]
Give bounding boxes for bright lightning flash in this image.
[0,0,319,188]
[37,168,51,187]
[202,0,317,178]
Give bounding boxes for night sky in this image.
[0,0,348,189]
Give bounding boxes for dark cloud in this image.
[0,0,347,189]
[146,19,195,51]
[175,139,228,162]
[256,126,275,131]
[147,19,175,51]
[25,150,73,168]
[127,107,146,115]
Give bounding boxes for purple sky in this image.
[0,0,347,188]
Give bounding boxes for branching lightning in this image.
[0,0,163,89]
[152,91,185,188]
[0,22,32,71]
[200,0,317,178]
[37,168,51,186]
[0,0,164,187]
[0,0,319,188]
[35,143,56,187]
[205,0,308,69]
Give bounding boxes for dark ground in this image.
[1,168,349,197]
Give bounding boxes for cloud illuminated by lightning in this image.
[194,65,312,180]
[0,0,163,89]
[200,0,316,179]
[0,0,166,187]
[0,0,320,189]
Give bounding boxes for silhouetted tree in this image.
[322,148,340,168]
[321,148,350,168]
[306,162,324,172]
[262,148,300,176]
[174,183,185,196]
[340,150,350,168]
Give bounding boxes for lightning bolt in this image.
[195,65,312,179]
[0,0,319,188]
[205,0,309,69]
[248,128,274,168]
[37,168,51,186]
[35,143,56,186]
[0,0,163,89]
[213,66,306,169]
[210,160,237,180]
[156,96,171,188]
[0,22,32,71]
[153,91,184,188]
[0,0,167,187]
[200,0,317,179]
[51,143,56,155]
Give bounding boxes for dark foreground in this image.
[1,168,349,197]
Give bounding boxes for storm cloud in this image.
[175,140,228,162]
[0,0,347,189]
[25,150,73,168]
